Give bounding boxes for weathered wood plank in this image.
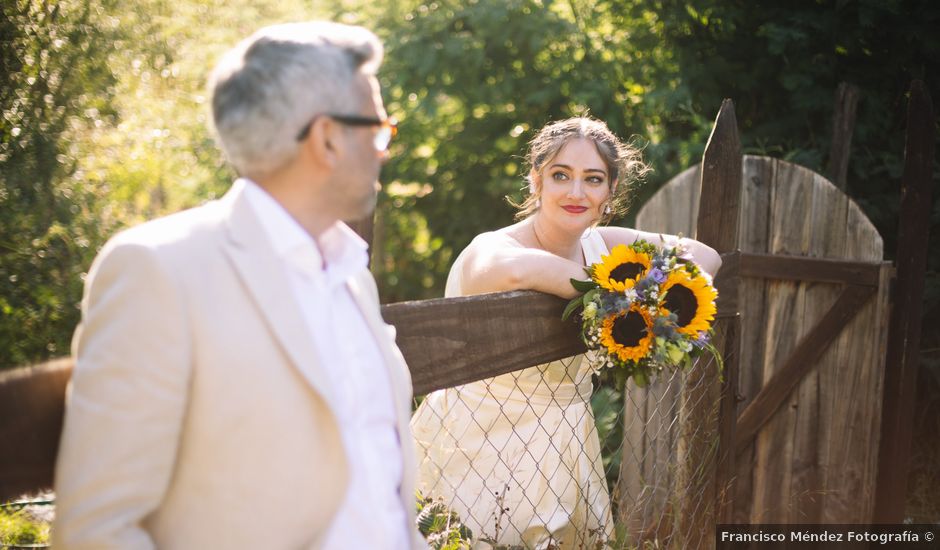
[625,162,699,539]
[820,263,891,522]
[731,155,774,522]
[825,82,860,191]
[735,283,875,456]
[382,290,585,396]
[697,99,743,253]
[618,371,681,539]
[634,165,700,237]
[874,79,936,522]
[750,159,812,522]
[736,252,881,286]
[675,98,742,539]
[788,175,847,522]
[0,359,73,502]
[675,317,731,547]
[715,315,740,524]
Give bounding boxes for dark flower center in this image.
[612,311,647,347]
[664,285,697,327]
[610,262,645,283]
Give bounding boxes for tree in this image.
[0,0,124,368]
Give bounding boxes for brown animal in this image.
[0,358,73,502]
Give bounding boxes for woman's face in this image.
[533,137,611,234]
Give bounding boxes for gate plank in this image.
[731,155,774,522]
[675,98,742,541]
[874,80,936,522]
[789,176,847,522]
[735,284,875,455]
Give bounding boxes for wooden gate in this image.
[630,101,896,523]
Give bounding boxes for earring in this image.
[536,198,542,208]
[604,204,611,215]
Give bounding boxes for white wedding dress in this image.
[411,229,613,549]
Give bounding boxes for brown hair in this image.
[512,116,649,222]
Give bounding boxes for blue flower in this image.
[693,333,710,348]
[648,267,666,284]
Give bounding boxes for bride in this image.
[411,117,721,548]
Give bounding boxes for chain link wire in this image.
[412,347,728,549]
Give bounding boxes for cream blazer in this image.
[52,182,426,549]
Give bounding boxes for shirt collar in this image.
[240,178,368,285]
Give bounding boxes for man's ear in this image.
[303,117,340,169]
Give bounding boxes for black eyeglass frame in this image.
[295,114,396,144]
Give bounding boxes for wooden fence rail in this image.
[0,275,736,502]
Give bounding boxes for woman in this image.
[411,117,721,548]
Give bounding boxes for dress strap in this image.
[580,228,610,266]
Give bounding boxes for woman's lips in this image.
[562,205,588,214]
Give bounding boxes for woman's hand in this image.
[598,227,722,277]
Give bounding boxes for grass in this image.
[0,507,50,547]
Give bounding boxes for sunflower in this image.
[592,244,652,292]
[599,305,655,362]
[660,269,718,335]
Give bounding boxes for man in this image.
[53,22,425,549]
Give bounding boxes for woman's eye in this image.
[551,172,569,181]
[587,176,605,185]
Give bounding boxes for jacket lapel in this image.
[218,183,340,413]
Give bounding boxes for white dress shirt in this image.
[243,179,409,550]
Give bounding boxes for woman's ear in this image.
[528,168,541,195]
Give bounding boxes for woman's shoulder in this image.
[466,225,528,252]
[450,228,524,273]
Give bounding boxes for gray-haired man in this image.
[53,22,425,549]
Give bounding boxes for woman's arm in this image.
[458,233,588,299]
[598,226,722,277]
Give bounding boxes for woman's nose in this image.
[567,180,586,198]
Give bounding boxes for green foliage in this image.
[415,492,474,549]
[0,508,49,546]
[338,0,665,300]
[1,0,126,368]
[591,383,624,488]
[0,0,319,368]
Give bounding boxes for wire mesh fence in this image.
[411,336,730,550]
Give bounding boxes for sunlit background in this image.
[2,0,938,527]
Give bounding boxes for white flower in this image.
[624,288,638,301]
[583,302,598,320]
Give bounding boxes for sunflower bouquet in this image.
[562,238,720,386]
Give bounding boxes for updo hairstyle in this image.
[514,116,649,223]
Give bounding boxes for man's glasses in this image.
[296,114,398,152]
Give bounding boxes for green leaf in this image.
[561,296,582,322]
[570,278,598,293]
[633,371,649,388]
[583,288,600,305]
[667,344,685,365]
